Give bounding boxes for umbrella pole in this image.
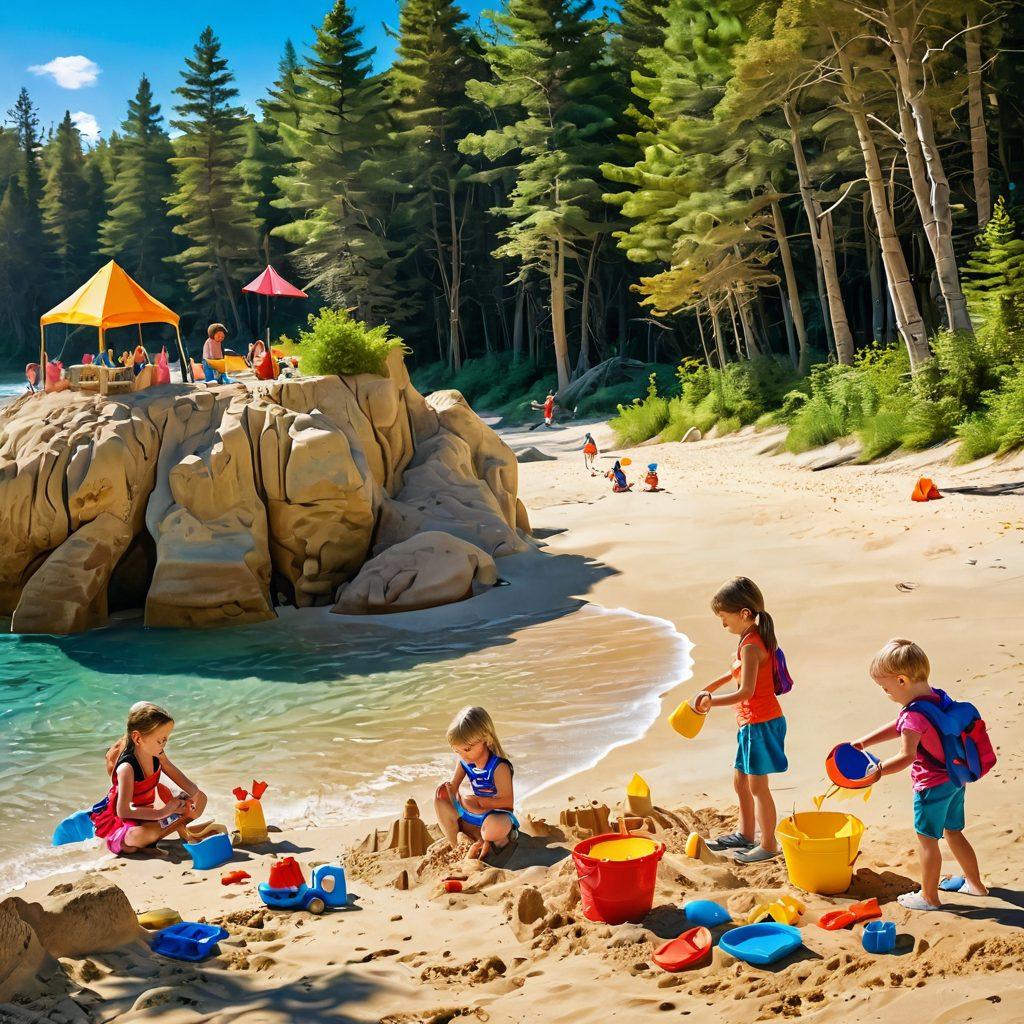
[175,326,192,383]
[39,324,45,391]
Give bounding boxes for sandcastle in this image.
[558,802,611,837]
[232,781,269,846]
[387,799,433,859]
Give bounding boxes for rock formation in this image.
[333,531,497,614]
[0,350,526,633]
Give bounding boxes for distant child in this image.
[434,706,519,867]
[607,460,632,492]
[202,323,232,384]
[582,432,598,474]
[693,577,787,863]
[90,702,207,856]
[852,638,991,910]
[642,463,660,491]
[543,392,555,426]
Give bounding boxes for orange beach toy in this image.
[911,477,942,502]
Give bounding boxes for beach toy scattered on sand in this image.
[386,798,433,858]
[748,894,804,926]
[233,781,270,846]
[444,879,464,894]
[861,919,896,954]
[185,820,229,841]
[182,832,233,871]
[259,859,348,915]
[718,922,803,966]
[668,698,707,740]
[572,828,665,925]
[138,908,182,930]
[625,773,655,818]
[52,809,95,846]
[221,870,251,886]
[684,832,721,864]
[817,897,881,931]
[683,899,732,927]
[826,744,881,790]
[151,922,229,962]
[652,926,713,972]
[911,477,942,502]
[776,812,864,895]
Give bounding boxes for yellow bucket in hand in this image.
[776,812,864,895]
[669,698,707,739]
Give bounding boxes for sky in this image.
[0,0,496,144]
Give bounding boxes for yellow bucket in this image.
[669,698,707,739]
[775,812,864,895]
[587,837,658,861]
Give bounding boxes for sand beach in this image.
[4,418,1024,1023]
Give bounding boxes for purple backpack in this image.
[773,648,795,696]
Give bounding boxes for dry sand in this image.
[5,419,1024,1023]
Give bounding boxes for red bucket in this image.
[572,832,665,924]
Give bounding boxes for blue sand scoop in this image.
[683,899,732,927]
[718,922,803,966]
[151,922,229,962]
[53,809,96,846]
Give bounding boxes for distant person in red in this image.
[581,432,598,474]
[543,392,555,426]
[202,323,232,384]
[642,463,661,492]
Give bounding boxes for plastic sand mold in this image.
[826,744,881,790]
[151,922,229,962]
[652,926,713,972]
[669,698,707,739]
[718,923,803,966]
[683,900,732,927]
[817,897,881,931]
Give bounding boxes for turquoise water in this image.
[0,604,690,892]
[0,371,26,400]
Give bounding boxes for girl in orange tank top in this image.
[691,578,789,864]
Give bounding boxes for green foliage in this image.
[297,307,404,377]
[609,373,671,444]
[963,197,1024,332]
[954,364,1024,462]
[40,112,93,293]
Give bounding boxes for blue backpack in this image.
[907,689,996,787]
[772,648,795,696]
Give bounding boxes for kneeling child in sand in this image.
[852,638,991,910]
[90,702,208,855]
[434,706,519,867]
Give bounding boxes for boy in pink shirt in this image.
[853,638,987,911]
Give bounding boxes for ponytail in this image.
[711,576,779,654]
[756,609,778,657]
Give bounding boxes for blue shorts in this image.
[734,717,788,776]
[913,780,965,840]
[454,798,519,831]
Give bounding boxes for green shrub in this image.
[715,415,743,435]
[955,412,1001,462]
[298,308,404,377]
[661,396,718,440]
[576,379,648,418]
[609,373,670,445]
[901,395,961,450]
[785,393,848,452]
[857,403,909,460]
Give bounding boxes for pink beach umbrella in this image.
[242,266,308,346]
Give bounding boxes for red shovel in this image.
[652,926,713,972]
[817,897,882,931]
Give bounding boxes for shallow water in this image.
[0,604,690,891]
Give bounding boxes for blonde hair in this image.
[105,701,174,775]
[711,576,778,656]
[870,638,930,682]
[446,706,507,760]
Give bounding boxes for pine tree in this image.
[100,76,180,295]
[167,27,260,331]
[963,196,1024,330]
[462,0,619,389]
[389,0,485,369]
[40,112,93,292]
[0,179,36,353]
[273,1,397,322]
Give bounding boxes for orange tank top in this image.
[732,631,782,727]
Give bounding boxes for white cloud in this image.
[28,55,101,89]
[71,111,100,142]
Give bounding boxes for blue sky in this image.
[0,0,496,143]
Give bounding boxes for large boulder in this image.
[10,874,142,960]
[333,532,497,614]
[0,898,52,1002]
[0,355,526,634]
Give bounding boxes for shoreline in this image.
[4,416,1024,1021]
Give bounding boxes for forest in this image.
[2,0,1024,455]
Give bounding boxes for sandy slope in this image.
[5,419,1024,1023]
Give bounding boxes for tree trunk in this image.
[710,302,728,367]
[777,283,798,368]
[575,237,599,378]
[512,279,526,363]
[217,255,244,334]
[966,9,991,226]
[836,42,930,369]
[694,308,712,367]
[864,192,886,343]
[884,11,973,333]
[770,196,808,370]
[784,101,854,362]
[447,185,463,372]
[725,290,743,358]
[550,242,571,390]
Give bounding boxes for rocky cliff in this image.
[0,350,530,634]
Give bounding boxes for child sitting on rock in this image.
[433,706,519,868]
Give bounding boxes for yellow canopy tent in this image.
[39,260,192,382]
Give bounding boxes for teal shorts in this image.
[734,717,788,776]
[913,780,966,840]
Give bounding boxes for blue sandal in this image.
[708,832,755,851]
